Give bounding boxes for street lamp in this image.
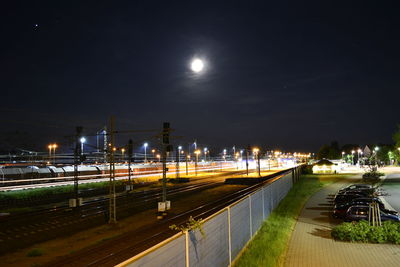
[186,154,190,175]
[47,144,57,165]
[374,146,379,166]
[194,150,200,176]
[151,149,156,160]
[178,146,182,162]
[156,154,161,162]
[351,150,355,165]
[203,147,208,162]
[80,137,86,155]
[341,151,345,161]
[52,144,58,164]
[121,148,125,162]
[144,142,148,163]
[48,144,52,163]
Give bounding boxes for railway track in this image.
[45,171,288,267]
[0,180,223,254]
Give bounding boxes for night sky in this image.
[1,1,399,152]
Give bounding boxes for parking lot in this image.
[285,171,400,267]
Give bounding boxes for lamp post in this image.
[52,144,57,164]
[144,142,148,163]
[178,146,182,162]
[253,147,260,176]
[194,150,200,176]
[186,154,190,175]
[223,149,227,162]
[203,147,208,162]
[80,137,86,155]
[374,147,379,166]
[151,149,156,161]
[351,150,355,165]
[156,154,161,162]
[48,144,52,164]
[121,148,125,162]
[342,151,345,161]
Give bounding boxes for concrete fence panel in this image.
[188,209,230,267]
[118,168,299,267]
[250,190,263,234]
[230,197,251,259]
[263,185,272,219]
[126,234,186,267]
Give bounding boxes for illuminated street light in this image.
[156,154,161,162]
[80,137,86,155]
[357,148,362,165]
[203,147,208,161]
[374,146,379,166]
[194,150,200,176]
[151,149,156,160]
[52,144,58,164]
[47,143,57,164]
[144,142,148,163]
[252,147,261,176]
[121,148,125,161]
[178,146,182,162]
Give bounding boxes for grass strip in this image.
[0,180,126,201]
[234,174,344,267]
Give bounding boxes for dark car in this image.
[334,192,370,204]
[338,184,373,194]
[340,187,375,195]
[344,205,400,222]
[333,197,398,218]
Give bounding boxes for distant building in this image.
[312,159,337,174]
[363,146,371,158]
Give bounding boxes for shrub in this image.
[362,171,384,180]
[27,248,44,257]
[332,220,400,244]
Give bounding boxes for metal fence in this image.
[117,167,301,267]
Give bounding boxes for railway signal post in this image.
[158,122,171,219]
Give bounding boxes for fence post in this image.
[185,230,190,267]
[262,188,265,219]
[228,207,232,265]
[249,195,252,237]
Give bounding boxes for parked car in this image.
[337,184,373,194]
[334,192,370,204]
[344,205,400,222]
[333,197,398,218]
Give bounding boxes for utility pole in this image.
[246,145,250,176]
[158,122,171,219]
[108,116,117,224]
[103,127,107,163]
[127,139,133,191]
[176,147,180,179]
[185,153,189,176]
[73,126,83,208]
[195,151,199,176]
[257,150,261,176]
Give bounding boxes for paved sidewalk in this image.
[285,176,400,267]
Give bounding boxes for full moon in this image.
[191,58,204,73]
